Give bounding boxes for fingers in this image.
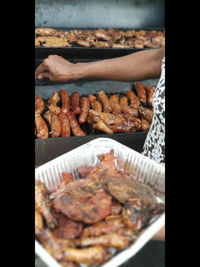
[36,71,51,80]
[35,62,47,78]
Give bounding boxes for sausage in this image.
[145,85,154,107]
[71,92,81,114]
[109,94,121,115]
[88,94,102,112]
[58,112,71,137]
[79,97,90,124]
[119,96,138,117]
[35,95,45,115]
[60,89,70,114]
[44,110,61,138]
[134,82,147,106]
[126,90,140,109]
[35,115,49,139]
[67,111,86,136]
[98,91,112,113]
[47,91,61,115]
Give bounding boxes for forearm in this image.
[72,46,165,82]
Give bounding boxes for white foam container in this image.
[35,137,165,267]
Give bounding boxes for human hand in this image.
[35,55,76,82]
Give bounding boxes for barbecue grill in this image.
[35,0,165,168]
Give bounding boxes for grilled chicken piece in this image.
[35,95,45,115]
[35,181,58,229]
[145,85,154,107]
[35,115,49,139]
[98,91,112,113]
[36,36,71,47]
[77,231,133,250]
[120,96,138,117]
[111,200,123,215]
[141,119,150,131]
[126,89,140,109]
[35,27,58,36]
[134,82,147,106]
[35,210,44,236]
[52,213,83,240]
[109,94,121,115]
[138,106,154,123]
[88,94,102,112]
[44,110,62,138]
[92,119,113,134]
[122,198,165,231]
[76,40,91,47]
[52,177,112,224]
[82,214,125,237]
[88,109,122,125]
[94,28,112,41]
[47,91,61,115]
[110,116,141,133]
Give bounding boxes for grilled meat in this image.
[47,91,61,115]
[35,115,49,139]
[138,106,154,123]
[35,210,44,236]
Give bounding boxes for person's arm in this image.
[152,226,165,241]
[35,46,165,82]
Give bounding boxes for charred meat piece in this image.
[52,213,84,240]
[35,210,44,236]
[36,36,71,47]
[110,116,141,133]
[126,90,140,109]
[82,215,125,237]
[70,92,81,115]
[134,82,147,106]
[67,111,86,136]
[109,94,121,115]
[52,177,112,224]
[35,181,58,229]
[44,110,62,138]
[35,115,49,139]
[105,174,157,206]
[98,91,112,113]
[111,200,123,215]
[60,89,70,114]
[91,119,113,134]
[88,94,102,112]
[94,28,112,41]
[47,91,61,115]
[141,118,150,131]
[78,97,90,124]
[88,109,122,126]
[138,106,154,123]
[35,95,45,115]
[145,85,154,107]
[58,112,71,137]
[35,27,59,36]
[120,96,138,117]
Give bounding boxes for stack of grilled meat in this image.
[35,150,164,266]
[35,28,165,49]
[35,82,155,139]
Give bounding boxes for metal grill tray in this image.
[35,138,165,267]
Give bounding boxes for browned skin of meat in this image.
[94,28,112,41]
[78,97,90,124]
[138,106,154,123]
[51,213,84,240]
[111,200,123,215]
[98,91,112,113]
[92,120,114,134]
[70,92,81,115]
[60,89,70,114]
[52,177,112,224]
[44,110,62,138]
[36,36,71,47]
[145,85,154,107]
[88,94,102,112]
[110,116,141,133]
[82,215,125,237]
[35,95,45,115]
[134,82,147,106]
[47,91,61,115]
[77,230,133,250]
[58,112,71,137]
[88,109,122,126]
[35,181,58,229]
[109,94,121,115]
[141,118,150,131]
[67,111,86,136]
[35,210,44,236]
[120,96,138,117]
[126,90,140,109]
[35,27,58,36]
[35,115,49,139]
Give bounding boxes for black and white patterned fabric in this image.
[142,57,165,166]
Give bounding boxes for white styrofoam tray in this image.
[35,137,165,267]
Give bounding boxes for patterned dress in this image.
[142,57,165,166]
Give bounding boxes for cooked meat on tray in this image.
[35,150,165,266]
[35,27,165,48]
[35,83,155,139]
